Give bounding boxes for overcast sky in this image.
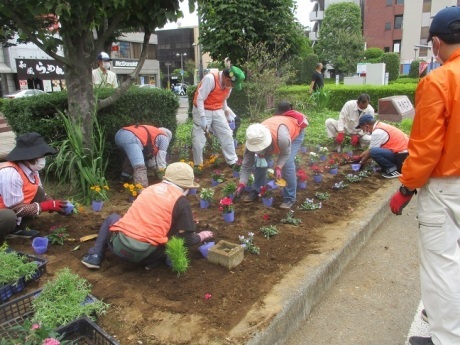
[161,0,314,29]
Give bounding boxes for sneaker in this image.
[421,308,428,323]
[409,336,434,345]
[81,254,103,269]
[5,229,40,239]
[279,200,295,209]
[242,190,259,203]
[382,170,401,179]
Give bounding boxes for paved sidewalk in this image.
[0,131,16,162]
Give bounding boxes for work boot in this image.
[133,165,149,188]
[242,190,258,203]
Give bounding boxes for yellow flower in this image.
[132,191,138,197]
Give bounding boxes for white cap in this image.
[245,124,271,152]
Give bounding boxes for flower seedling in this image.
[358,170,370,178]
[123,182,144,197]
[0,243,38,286]
[318,146,329,155]
[6,319,67,345]
[47,226,69,245]
[296,168,308,182]
[239,232,260,255]
[333,181,349,189]
[311,165,324,176]
[259,186,274,199]
[259,225,279,239]
[262,214,270,221]
[222,181,237,198]
[165,237,190,277]
[315,192,330,201]
[232,160,242,172]
[200,188,215,201]
[89,184,110,202]
[281,210,302,225]
[294,155,301,166]
[344,174,362,183]
[309,152,320,163]
[219,197,234,214]
[298,198,322,211]
[193,164,204,176]
[211,169,225,183]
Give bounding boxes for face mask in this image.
[432,38,444,65]
[103,62,111,70]
[29,157,46,171]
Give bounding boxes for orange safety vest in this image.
[375,122,408,153]
[193,72,231,110]
[123,125,165,156]
[263,116,302,154]
[109,182,183,246]
[0,162,39,208]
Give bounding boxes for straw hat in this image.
[164,162,200,189]
[245,124,272,152]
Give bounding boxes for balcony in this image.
[309,10,324,22]
[309,31,319,41]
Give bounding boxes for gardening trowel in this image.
[205,128,213,146]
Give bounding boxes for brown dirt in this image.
[8,152,386,345]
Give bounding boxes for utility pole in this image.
[165,62,171,90]
[176,53,187,84]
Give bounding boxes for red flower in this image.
[262,214,269,220]
[219,197,233,206]
[204,293,212,300]
[296,169,308,182]
[219,197,234,213]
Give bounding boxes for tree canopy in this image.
[314,2,365,75]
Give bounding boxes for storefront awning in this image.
[0,63,12,73]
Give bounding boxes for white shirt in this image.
[0,162,42,207]
[92,68,118,88]
[337,100,375,133]
[369,121,390,149]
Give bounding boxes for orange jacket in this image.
[123,125,165,156]
[193,72,230,110]
[374,122,408,153]
[110,182,183,246]
[400,48,460,189]
[263,116,302,154]
[0,162,39,208]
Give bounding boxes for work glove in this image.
[235,183,246,197]
[275,166,282,180]
[351,155,362,164]
[197,230,214,242]
[351,135,360,147]
[229,121,236,130]
[40,200,66,213]
[200,116,207,131]
[335,132,345,144]
[390,187,417,215]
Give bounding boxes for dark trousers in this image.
[87,213,167,267]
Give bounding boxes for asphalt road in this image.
[283,198,421,345]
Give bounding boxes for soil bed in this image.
[8,153,387,345]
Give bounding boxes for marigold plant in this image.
[89,184,109,201]
[123,183,144,197]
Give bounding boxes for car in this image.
[3,89,46,99]
[136,84,158,89]
[172,83,188,96]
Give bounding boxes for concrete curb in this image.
[237,179,400,345]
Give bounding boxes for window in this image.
[384,47,390,53]
[386,0,393,5]
[396,0,404,4]
[393,40,401,53]
[422,0,431,12]
[385,22,391,31]
[394,15,403,29]
[420,27,430,39]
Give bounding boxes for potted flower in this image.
[245,174,254,192]
[259,186,274,207]
[219,197,235,223]
[308,152,320,166]
[296,168,308,189]
[342,144,354,157]
[311,164,324,183]
[318,146,329,161]
[327,156,340,175]
[232,160,242,178]
[222,181,237,199]
[89,183,109,211]
[211,169,224,186]
[123,182,144,202]
[199,188,214,209]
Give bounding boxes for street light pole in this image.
[165,62,171,90]
[414,48,418,60]
[176,53,187,84]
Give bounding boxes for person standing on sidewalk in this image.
[191,65,245,167]
[92,52,118,88]
[389,6,460,345]
[308,62,324,94]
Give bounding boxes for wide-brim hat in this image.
[164,162,200,189]
[245,124,272,152]
[229,66,245,91]
[6,132,57,162]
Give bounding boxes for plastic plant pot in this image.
[222,211,235,223]
[313,175,323,183]
[63,201,74,215]
[91,200,104,212]
[32,237,49,255]
[267,180,278,190]
[300,146,307,154]
[189,188,197,195]
[298,181,307,189]
[329,168,338,175]
[211,179,220,187]
[200,199,210,209]
[232,171,240,178]
[351,164,361,172]
[198,241,215,258]
[262,197,273,207]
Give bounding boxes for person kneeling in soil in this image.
[236,101,307,209]
[116,124,172,187]
[0,132,68,242]
[355,114,409,179]
[81,162,214,270]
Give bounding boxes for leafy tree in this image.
[409,60,420,78]
[198,0,305,65]
[381,52,400,81]
[364,48,384,63]
[0,0,185,148]
[314,2,365,75]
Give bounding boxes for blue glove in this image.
[229,121,236,130]
[200,117,207,131]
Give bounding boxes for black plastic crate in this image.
[57,316,119,345]
[0,251,48,303]
[0,289,100,341]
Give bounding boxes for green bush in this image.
[364,48,384,60]
[409,60,420,78]
[390,77,419,85]
[381,52,400,81]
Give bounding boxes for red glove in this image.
[335,132,345,144]
[236,183,246,197]
[198,231,214,242]
[351,135,360,147]
[40,200,66,213]
[390,187,416,215]
[275,167,282,180]
[351,155,361,164]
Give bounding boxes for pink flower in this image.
[49,225,57,231]
[42,338,61,345]
[31,323,41,330]
[204,293,212,300]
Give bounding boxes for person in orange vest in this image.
[355,114,409,179]
[236,101,308,209]
[115,124,172,188]
[191,65,245,167]
[0,133,68,242]
[81,162,214,270]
